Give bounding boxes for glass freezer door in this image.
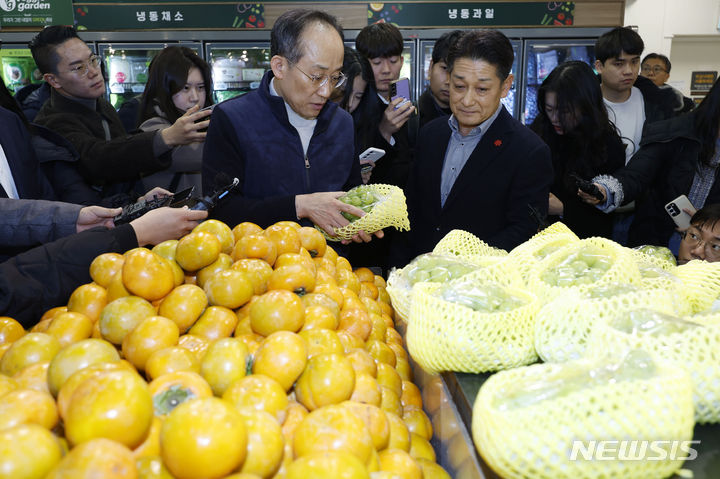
[99,43,202,110]
[418,38,521,119]
[205,43,271,103]
[521,39,597,125]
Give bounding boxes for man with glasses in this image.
[641,53,694,114]
[203,9,378,242]
[30,26,209,203]
[678,204,720,265]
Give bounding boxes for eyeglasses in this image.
[63,55,102,77]
[682,229,720,259]
[641,65,667,75]
[292,63,347,89]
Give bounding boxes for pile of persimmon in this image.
[0,220,451,479]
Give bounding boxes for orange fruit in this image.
[177,334,210,361]
[268,264,316,296]
[148,371,213,417]
[401,380,423,410]
[99,296,156,345]
[366,339,396,368]
[0,388,58,430]
[346,348,377,377]
[281,401,309,443]
[200,337,249,396]
[106,269,130,302]
[46,438,136,479]
[359,282,379,300]
[249,289,304,336]
[232,258,273,295]
[0,374,18,398]
[195,253,233,288]
[161,397,247,479]
[232,234,277,266]
[223,374,289,423]
[67,283,108,323]
[337,268,361,295]
[353,267,375,283]
[274,252,316,272]
[350,372,382,407]
[314,283,345,310]
[298,328,344,359]
[367,313,388,342]
[416,458,451,479]
[0,332,60,376]
[302,292,340,318]
[235,333,263,356]
[295,353,355,411]
[56,362,134,421]
[175,231,222,272]
[293,404,374,466]
[264,224,301,256]
[342,400,390,451]
[409,433,436,462]
[337,330,364,353]
[298,226,327,258]
[158,284,208,333]
[379,386,403,418]
[132,416,162,458]
[274,220,302,230]
[188,305,238,341]
[377,449,422,479]
[204,269,254,309]
[252,331,307,391]
[376,362,403,398]
[232,221,263,243]
[121,316,179,371]
[89,253,125,288]
[13,361,51,394]
[286,451,370,479]
[338,309,372,342]
[47,338,120,395]
[323,245,338,262]
[45,311,93,348]
[386,412,411,452]
[0,424,63,478]
[193,219,234,255]
[145,346,199,380]
[302,305,338,330]
[122,248,174,301]
[402,406,433,441]
[237,409,284,477]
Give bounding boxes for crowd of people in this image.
[2,10,720,323]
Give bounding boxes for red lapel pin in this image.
[494,139,502,147]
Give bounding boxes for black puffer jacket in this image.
[610,113,711,247]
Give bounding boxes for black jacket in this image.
[390,107,553,266]
[611,113,710,247]
[34,89,169,197]
[15,81,50,122]
[0,224,138,327]
[353,85,416,188]
[418,88,450,129]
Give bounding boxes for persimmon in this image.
[298,226,327,258]
[67,283,107,323]
[385,412,411,452]
[99,296,156,345]
[89,253,125,288]
[314,283,345,310]
[232,234,277,266]
[148,371,212,417]
[193,219,234,255]
[1,332,60,376]
[409,433,436,462]
[302,305,338,331]
[252,331,307,391]
[188,305,238,341]
[342,401,390,451]
[199,337,249,396]
[121,316,179,371]
[268,264,316,296]
[302,292,340,318]
[377,449,422,479]
[158,284,208,333]
[223,374,289,423]
[46,312,93,348]
[145,346,200,380]
[379,386,403,418]
[232,258,273,295]
[286,451,370,479]
[338,308,372,342]
[346,348,377,377]
[204,269,254,309]
[264,224,301,256]
[195,253,233,288]
[249,290,304,336]
[177,334,210,361]
[402,406,433,441]
[232,221,263,243]
[175,231,222,272]
[122,248,174,301]
[337,268,361,295]
[295,353,355,410]
[298,328,344,359]
[350,372,382,407]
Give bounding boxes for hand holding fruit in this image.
[76,206,122,233]
[160,104,212,147]
[295,192,365,236]
[129,206,208,246]
[577,183,606,205]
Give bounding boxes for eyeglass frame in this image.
[290,61,347,90]
[640,65,668,75]
[60,54,102,77]
[681,227,720,259]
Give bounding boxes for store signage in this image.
[0,0,73,27]
[368,2,575,27]
[73,2,265,30]
[690,71,718,94]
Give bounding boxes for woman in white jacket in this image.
[137,46,213,194]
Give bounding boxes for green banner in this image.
[368,2,575,27]
[73,2,265,30]
[0,0,74,27]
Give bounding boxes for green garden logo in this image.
[0,0,52,12]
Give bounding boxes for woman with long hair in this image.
[138,46,213,193]
[531,60,625,238]
[332,47,371,114]
[583,77,720,249]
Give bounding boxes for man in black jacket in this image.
[30,26,210,201]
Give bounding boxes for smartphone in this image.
[359,147,385,165]
[390,78,411,109]
[665,194,696,230]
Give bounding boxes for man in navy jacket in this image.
[391,30,553,266]
[202,9,376,242]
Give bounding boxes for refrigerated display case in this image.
[98,42,201,109]
[521,39,597,124]
[205,42,271,103]
[418,38,521,118]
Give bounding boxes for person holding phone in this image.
[580,77,720,251]
[353,22,417,188]
[138,46,214,194]
[530,61,625,239]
